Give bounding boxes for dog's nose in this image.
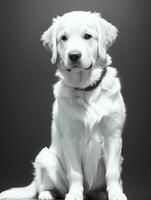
[68,51,81,62]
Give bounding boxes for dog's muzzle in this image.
[66,51,82,71]
[66,51,93,72]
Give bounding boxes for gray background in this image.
[0,0,151,198]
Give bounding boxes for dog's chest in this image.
[72,89,110,127]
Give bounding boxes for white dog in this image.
[0,11,127,200]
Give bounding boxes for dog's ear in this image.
[96,17,118,61]
[41,20,57,64]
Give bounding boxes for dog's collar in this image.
[74,67,107,92]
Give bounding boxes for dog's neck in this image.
[74,67,107,92]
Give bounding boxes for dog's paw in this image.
[108,191,127,200]
[107,182,127,200]
[65,192,83,200]
[38,191,54,200]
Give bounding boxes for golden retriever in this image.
[0,11,127,200]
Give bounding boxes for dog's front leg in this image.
[103,126,127,200]
[61,121,84,200]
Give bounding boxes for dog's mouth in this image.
[85,63,93,70]
[66,63,93,72]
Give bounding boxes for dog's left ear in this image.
[41,20,57,64]
[96,17,118,61]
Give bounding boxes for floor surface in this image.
[5,198,150,200]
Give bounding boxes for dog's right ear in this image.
[41,21,57,64]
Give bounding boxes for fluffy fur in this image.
[0,11,127,200]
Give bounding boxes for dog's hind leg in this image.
[34,147,68,200]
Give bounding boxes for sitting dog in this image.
[0,11,127,200]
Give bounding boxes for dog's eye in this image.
[61,35,68,41]
[84,33,92,39]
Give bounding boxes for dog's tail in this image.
[0,180,37,200]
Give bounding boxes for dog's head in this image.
[41,11,118,72]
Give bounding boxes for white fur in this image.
[0,11,127,200]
